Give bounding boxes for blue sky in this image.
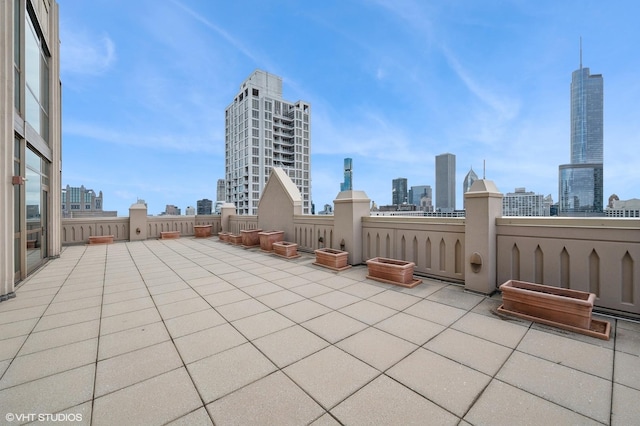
[58,0,640,216]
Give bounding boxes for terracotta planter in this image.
[258,230,284,252]
[241,228,263,248]
[366,257,421,288]
[194,225,212,238]
[273,241,300,259]
[88,235,114,245]
[498,280,610,340]
[218,231,230,242]
[314,248,351,271]
[228,234,243,245]
[160,231,180,239]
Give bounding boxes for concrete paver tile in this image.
[98,321,171,361]
[337,327,417,371]
[253,325,329,368]
[174,323,247,364]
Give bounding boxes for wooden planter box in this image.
[88,235,114,245]
[160,231,180,239]
[241,228,263,248]
[497,280,610,340]
[272,241,300,259]
[218,231,230,242]
[258,230,284,252]
[194,225,212,238]
[228,234,243,245]
[366,257,421,288]
[313,248,351,271]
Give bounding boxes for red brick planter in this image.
[241,228,263,248]
[314,248,351,271]
[194,225,212,238]
[258,230,284,252]
[218,232,230,242]
[228,234,243,245]
[366,257,421,288]
[272,241,300,259]
[497,280,610,340]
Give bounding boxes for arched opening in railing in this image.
[385,234,391,258]
[376,234,380,258]
[534,245,544,284]
[367,233,371,259]
[439,239,446,272]
[511,244,520,280]
[425,238,431,269]
[401,235,406,260]
[589,249,600,296]
[622,251,634,304]
[455,239,462,274]
[560,247,570,288]
[413,236,418,265]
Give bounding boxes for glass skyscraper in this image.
[559,50,604,215]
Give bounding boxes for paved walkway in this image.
[0,238,639,425]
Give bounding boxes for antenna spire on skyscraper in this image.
[580,36,582,69]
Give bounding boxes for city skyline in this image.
[58,1,640,215]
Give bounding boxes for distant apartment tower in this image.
[503,188,550,216]
[340,158,353,191]
[462,167,478,209]
[165,205,181,215]
[216,179,225,202]
[61,185,116,218]
[225,70,311,215]
[185,206,195,216]
[392,178,408,205]
[559,44,603,215]
[436,153,456,212]
[408,185,432,211]
[197,199,213,215]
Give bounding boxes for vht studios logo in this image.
[5,413,83,422]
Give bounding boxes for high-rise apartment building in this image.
[340,158,353,191]
[2,0,62,300]
[392,178,408,205]
[197,198,213,215]
[61,185,116,218]
[436,153,456,212]
[559,45,603,215]
[225,70,311,215]
[503,188,551,217]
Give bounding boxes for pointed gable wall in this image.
[257,168,302,240]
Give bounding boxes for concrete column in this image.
[129,203,148,241]
[220,203,236,233]
[333,190,371,265]
[464,180,503,294]
[0,0,15,300]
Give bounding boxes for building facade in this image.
[61,185,116,218]
[216,179,225,202]
[436,153,456,212]
[225,70,311,215]
[197,198,212,215]
[164,205,181,215]
[1,0,61,300]
[340,158,352,192]
[503,187,550,217]
[559,50,604,215]
[408,185,432,211]
[392,178,408,205]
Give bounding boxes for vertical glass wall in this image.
[26,147,48,272]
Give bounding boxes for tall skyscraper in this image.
[225,70,311,215]
[392,178,408,205]
[462,167,478,210]
[340,158,353,191]
[559,44,604,215]
[436,153,456,212]
[216,179,225,202]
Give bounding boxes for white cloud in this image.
[60,29,116,75]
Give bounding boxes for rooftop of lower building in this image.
[1,237,638,425]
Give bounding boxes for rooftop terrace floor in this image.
[0,238,639,425]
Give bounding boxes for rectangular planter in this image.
[194,225,212,238]
[366,257,421,288]
[218,231,230,242]
[313,248,351,271]
[160,231,180,239]
[89,235,114,245]
[272,241,300,259]
[258,230,284,252]
[241,228,263,248]
[498,280,610,340]
[228,234,243,245]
